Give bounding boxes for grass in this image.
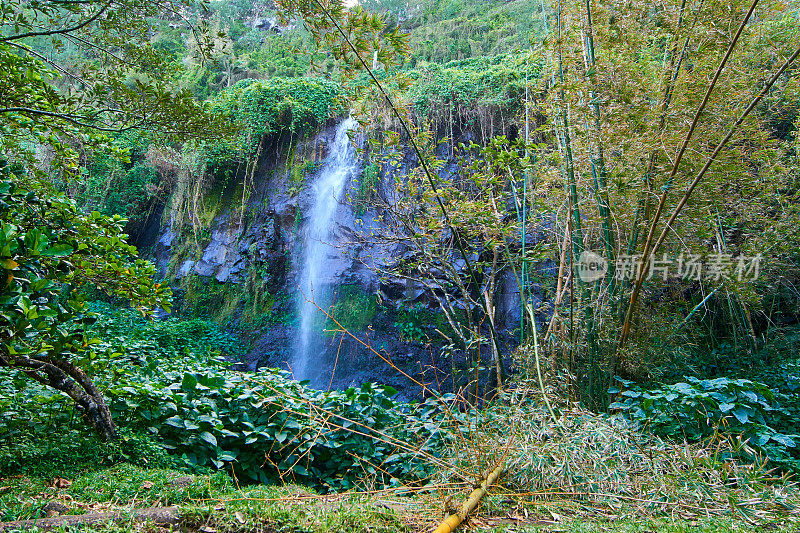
[0,465,229,522]
[2,455,799,532]
[485,517,800,531]
[67,464,230,506]
[182,487,410,533]
[0,465,411,532]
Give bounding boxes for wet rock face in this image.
[152,121,362,290]
[165,213,286,284]
[244,322,294,372]
[155,225,176,278]
[244,321,458,401]
[151,122,550,391]
[195,217,245,281]
[272,194,298,243]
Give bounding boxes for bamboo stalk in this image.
[545,225,571,343]
[621,0,694,323]
[582,0,615,269]
[680,287,718,326]
[521,66,531,343]
[556,1,585,274]
[432,464,504,533]
[619,0,762,351]
[649,43,800,265]
[713,208,757,353]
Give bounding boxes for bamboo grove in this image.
[537,0,800,406]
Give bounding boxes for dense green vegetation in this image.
[1,305,449,492]
[2,0,800,531]
[366,0,546,63]
[207,77,343,162]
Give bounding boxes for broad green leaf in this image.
[41,244,74,257]
[732,407,750,424]
[199,431,217,447]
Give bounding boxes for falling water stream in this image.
[293,117,358,383]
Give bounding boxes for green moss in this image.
[237,267,286,328]
[179,277,241,324]
[328,284,377,333]
[353,162,380,215]
[285,143,320,196]
[177,269,287,338]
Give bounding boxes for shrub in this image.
[402,52,541,138]
[0,421,175,477]
[77,156,159,227]
[393,304,461,344]
[107,361,447,491]
[87,301,244,360]
[610,377,800,472]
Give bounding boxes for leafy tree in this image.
[0,0,236,171]
[364,135,537,393]
[0,0,235,440]
[0,169,171,440]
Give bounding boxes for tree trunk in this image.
[483,288,504,391]
[483,247,504,391]
[1,354,118,441]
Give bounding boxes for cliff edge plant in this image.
[205,76,344,168]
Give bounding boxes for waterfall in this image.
[293,117,358,383]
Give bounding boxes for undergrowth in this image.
[3,306,799,531]
[0,301,451,493]
[429,381,799,527]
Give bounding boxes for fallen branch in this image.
[432,464,504,533]
[0,506,180,532]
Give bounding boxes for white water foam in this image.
[293,117,358,382]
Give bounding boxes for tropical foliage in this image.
[1,0,800,529]
[1,305,451,491]
[0,174,171,439]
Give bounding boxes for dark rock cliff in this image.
[148,121,549,396]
